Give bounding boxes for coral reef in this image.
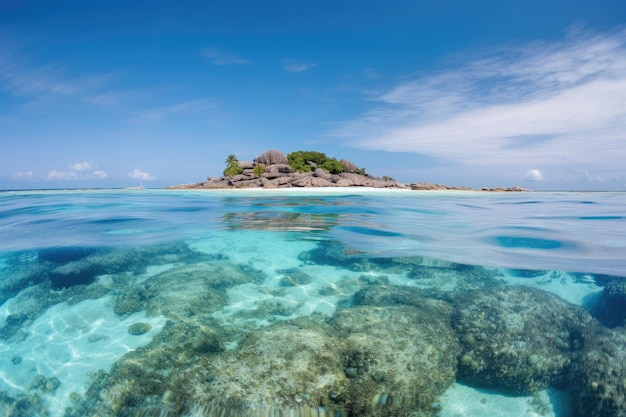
[568,324,626,417]
[590,277,626,327]
[174,320,348,412]
[452,286,592,394]
[330,303,460,416]
[278,268,312,286]
[0,390,48,417]
[64,318,228,416]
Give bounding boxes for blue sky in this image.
[1,0,625,190]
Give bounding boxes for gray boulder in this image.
[254,149,288,165]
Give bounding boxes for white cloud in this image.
[47,170,78,180]
[45,163,108,181]
[128,168,156,181]
[69,161,93,171]
[524,169,544,181]
[13,171,34,180]
[92,170,109,179]
[283,62,318,72]
[334,27,626,182]
[202,47,250,65]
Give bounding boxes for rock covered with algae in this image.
[330,304,460,417]
[590,277,626,328]
[164,301,460,417]
[171,320,349,412]
[452,285,592,394]
[568,324,626,417]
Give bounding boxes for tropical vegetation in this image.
[223,154,243,176]
[222,149,366,177]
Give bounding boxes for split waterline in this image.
[0,188,624,416]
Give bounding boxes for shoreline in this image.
[166,175,531,193]
[166,182,532,192]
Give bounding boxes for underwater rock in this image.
[128,322,152,335]
[452,286,592,394]
[568,324,626,417]
[278,268,312,286]
[0,390,48,417]
[38,246,97,264]
[590,277,626,327]
[49,261,102,289]
[0,260,49,305]
[114,259,259,318]
[331,304,460,417]
[69,320,227,416]
[49,241,212,290]
[29,375,61,393]
[114,283,158,315]
[173,321,348,410]
[352,285,434,307]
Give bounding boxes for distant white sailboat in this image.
[124,181,145,190]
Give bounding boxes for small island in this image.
[167,149,530,192]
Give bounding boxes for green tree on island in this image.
[286,150,364,174]
[223,154,243,176]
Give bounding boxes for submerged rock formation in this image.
[590,277,626,327]
[331,304,460,417]
[568,324,626,417]
[452,286,592,394]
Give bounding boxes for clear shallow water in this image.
[0,188,624,417]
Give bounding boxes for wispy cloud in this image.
[130,99,215,124]
[202,47,250,65]
[12,171,34,180]
[334,27,626,184]
[283,61,318,72]
[128,168,156,181]
[524,169,544,181]
[68,161,93,171]
[0,33,121,109]
[47,170,78,180]
[45,162,108,181]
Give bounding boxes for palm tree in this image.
[224,154,242,176]
[225,154,238,165]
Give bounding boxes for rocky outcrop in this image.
[168,165,408,189]
[167,159,530,191]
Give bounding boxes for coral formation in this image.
[452,286,592,394]
[127,322,152,335]
[590,277,626,327]
[330,304,460,417]
[568,324,626,417]
[6,226,626,417]
[278,268,312,286]
[174,320,348,411]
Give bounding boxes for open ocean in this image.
[0,188,625,417]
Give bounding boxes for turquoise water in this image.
[0,189,624,416]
